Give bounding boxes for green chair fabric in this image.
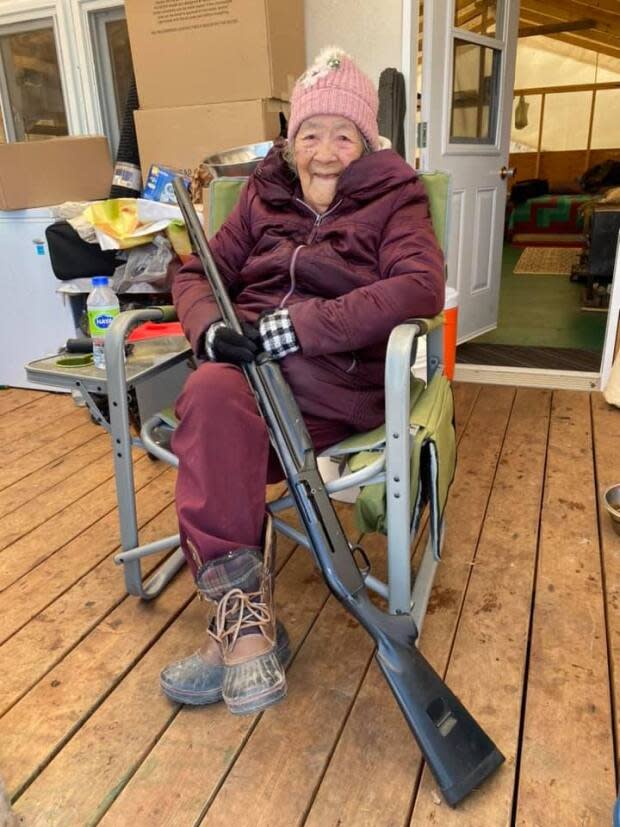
[327,378,426,456]
[207,177,248,237]
[347,373,456,555]
[418,170,450,254]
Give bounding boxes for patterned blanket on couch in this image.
[506,194,592,245]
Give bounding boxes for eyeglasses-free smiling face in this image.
[293,115,365,215]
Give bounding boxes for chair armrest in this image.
[153,305,178,322]
[104,306,180,415]
[406,312,444,335]
[396,313,445,381]
[383,323,420,539]
[383,314,444,527]
[384,321,422,443]
[105,306,176,369]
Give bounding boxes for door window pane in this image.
[105,18,132,125]
[454,0,501,37]
[90,11,134,155]
[450,40,500,143]
[0,22,68,142]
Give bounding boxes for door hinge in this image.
[417,121,427,149]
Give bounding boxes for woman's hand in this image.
[207,321,262,365]
[259,309,299,359]
[206,309,300,364]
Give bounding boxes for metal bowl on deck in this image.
[603,484,620,536]
[204,141,273,178]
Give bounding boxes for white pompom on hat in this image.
[287,47,380,151]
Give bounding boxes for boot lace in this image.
[209,588,271,652]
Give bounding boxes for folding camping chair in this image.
[107,170,454,628]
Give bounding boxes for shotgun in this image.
[173,177,504,807]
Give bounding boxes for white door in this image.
[420,0,520,342]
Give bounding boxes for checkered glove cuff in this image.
[204,321,226,360]
[259,309,299,360]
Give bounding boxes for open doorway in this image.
[455,21,620,375]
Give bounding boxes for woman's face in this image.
[293,115,365,214]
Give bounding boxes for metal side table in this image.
[25,307,192,599]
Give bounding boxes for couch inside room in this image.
[506,147,620,246]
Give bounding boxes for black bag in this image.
[45,221,120,281]
[509,178,549,205]
[378,68,407,159]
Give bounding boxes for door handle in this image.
[500,166,516,179]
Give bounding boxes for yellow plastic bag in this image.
[82,198,191,256]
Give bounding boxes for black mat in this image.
[456,343,601,372]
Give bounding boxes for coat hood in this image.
[253,139,417,210]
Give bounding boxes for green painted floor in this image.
[474,245,607,351]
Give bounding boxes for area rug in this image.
[513,246,582,276]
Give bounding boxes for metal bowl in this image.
[203,141,273,178]
[603,484,620,536]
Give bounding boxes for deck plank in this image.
[591,394,620,774]
[417,385,516,674]
[1,564,194,799]
[0,467,174,647]
[0,392,69,445]
[0,434,112,541]
[0,495,177,715]
[96,548,325,827]
[0,475,270,716]
[95,505,358,826]
[410,388,551,824]
[0,431,106,518]
[12,533,330,825]
[514,391,616,825]
[0,393,81,454]
[0,385,615,826]
[0,389,49,417]
[0,421,101,492]
[0,451,160,591]
[201,598,373,827]
[304,384,516,827]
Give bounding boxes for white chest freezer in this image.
[0,207,79,390]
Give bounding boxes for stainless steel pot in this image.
[204,141,273,178]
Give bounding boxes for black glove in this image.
[208,321,262,365]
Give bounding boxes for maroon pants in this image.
[171,362,352,574]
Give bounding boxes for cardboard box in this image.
[135,98,287,179]
[125,0,304,110]
[0,136,112,211]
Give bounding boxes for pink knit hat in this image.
[287,47,380,151]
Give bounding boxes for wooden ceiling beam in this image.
[520,0,620,36]
[519,19,597,38]
[519,7,620,56]
[549,0,620,21]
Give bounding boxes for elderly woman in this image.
[162,48,444,715]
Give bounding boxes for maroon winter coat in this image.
[173,142,444,432]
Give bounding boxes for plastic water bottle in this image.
[87,276,120,370]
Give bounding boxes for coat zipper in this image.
[279,244,305,308]
[295,198,342,244]
[289,197,357,374]
[280,198,343,308]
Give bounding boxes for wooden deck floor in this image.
[1,384,619,826]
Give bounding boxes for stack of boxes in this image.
[125,0,306,181]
